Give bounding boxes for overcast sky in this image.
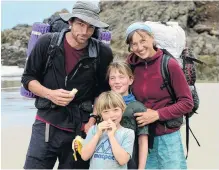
[1,1,99,30]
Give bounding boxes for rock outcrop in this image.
[1,1,219,81]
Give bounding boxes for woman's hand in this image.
[107,119,117,137]
[134,109,159,127]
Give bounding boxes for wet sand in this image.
[1,83,219,169]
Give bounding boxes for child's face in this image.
[101,107,123,126]
[109,69,133,96]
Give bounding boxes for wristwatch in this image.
[89,113,98,119]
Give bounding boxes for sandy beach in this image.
[1,83,219,169]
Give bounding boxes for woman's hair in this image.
[126,30,154,52]
[106,60,134,80]
[96,91,126,117]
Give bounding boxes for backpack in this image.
[47,14,69,32]
[21,22,111,98]
[160,48,202,158]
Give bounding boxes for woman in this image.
[125,22,194,169]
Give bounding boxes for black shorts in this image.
[24,120,89,169]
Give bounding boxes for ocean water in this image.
[1,79,36,128]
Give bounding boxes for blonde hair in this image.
[96,91,126,117]
[106,60,134,80]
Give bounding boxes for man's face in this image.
[70,18,95,44]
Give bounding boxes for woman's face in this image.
[130,30,155,59]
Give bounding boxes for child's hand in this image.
[97,121,109,136]
[107,119,117,137]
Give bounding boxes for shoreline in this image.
[1,65,219,83]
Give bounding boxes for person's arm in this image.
[135,109,149,170]
[108,135,131,165]
[21,34,50,91]
[157,58,194,120]
[81,131,101,161]
[134,58,194,126]
[138,135,148,169]
[108,121,135,166]
[28,80,74,106]
[21,34,74,106]
[81,121,109,161]
[84,97,98,133]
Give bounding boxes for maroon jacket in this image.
[127,49,194,136]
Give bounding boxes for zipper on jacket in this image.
[65,75,68,87]
[65,57,95,87]
[69,63,83,81]
[145,62,148,69]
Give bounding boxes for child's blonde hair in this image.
[96,91,126,117]
[106,60,134,80]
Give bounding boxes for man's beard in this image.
[71,32,88,45]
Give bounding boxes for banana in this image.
[72,135,84,161]
[70,88,78,96]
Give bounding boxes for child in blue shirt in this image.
[81,91,135,169]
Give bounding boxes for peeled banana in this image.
[72,135,84,161]
[70,88,78,96]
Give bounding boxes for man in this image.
[22,1,113,169]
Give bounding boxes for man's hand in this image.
[107,119,117,137]
[134,109,159,127]
[84,117,96,134]
[46,89,75,106]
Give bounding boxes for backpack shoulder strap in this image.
[88,38,100,88]
[160,54,176,101]
[43,32,60,75]
[161,53,201,159]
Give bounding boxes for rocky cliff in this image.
[1,1,219,81]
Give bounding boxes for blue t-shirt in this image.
[83,125,135,169]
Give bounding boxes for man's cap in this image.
[60,1,109,28]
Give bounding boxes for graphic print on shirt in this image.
[94,139,115,160]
